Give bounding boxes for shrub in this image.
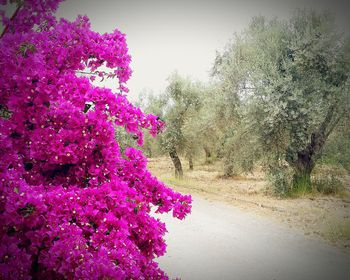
[266,164,293,197]
[313,173,344,195]
[0,1,191,279]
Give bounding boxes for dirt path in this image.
[156,195,350,280]
[148,157,350,251]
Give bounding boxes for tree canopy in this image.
[141,10,349,196]
[213,10,350,193]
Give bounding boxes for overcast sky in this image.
[49,0,350,101]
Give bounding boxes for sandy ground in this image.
[155,196,350,280]
[148,157,350,252]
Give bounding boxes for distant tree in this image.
[141,81,220,169]
[160,74,202,177]
[191,84,226,164]
[214,11,350,192]
[138,92,167,158]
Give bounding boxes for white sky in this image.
[4,0,350,102]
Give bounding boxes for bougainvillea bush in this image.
[0,0,191,278]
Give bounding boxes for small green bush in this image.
[312,173,344,195]
[266,165,292,197]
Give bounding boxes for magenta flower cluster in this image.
[0,1,191,279]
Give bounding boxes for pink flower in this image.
[0,1,191,279]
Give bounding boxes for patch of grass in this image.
[161,176,197,190]
[287,172,345,198]
[287,174,314,198]
[288,179,345,199]
[289,184,314,198]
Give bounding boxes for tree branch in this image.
[0,1,23,39]
[76,70,116,77]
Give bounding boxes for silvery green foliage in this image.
[214,10,350,189]
[320,118,350,172]
[160,73,202,154]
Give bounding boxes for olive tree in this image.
[160,74,202,177]
[214,11,350,192]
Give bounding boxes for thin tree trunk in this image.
[223,152,234,177]
[169,148,183,178]
[224,164,234,177]
[204,146,211,163]
[146,147,152,158]
[189,154,193,170]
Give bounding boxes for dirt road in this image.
[148,157,350,250]
[156,196,350,280]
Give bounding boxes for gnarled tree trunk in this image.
[286,104,341,192]
[290,150,315,191]
[169,147,183,178]
[287,133,324,191]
